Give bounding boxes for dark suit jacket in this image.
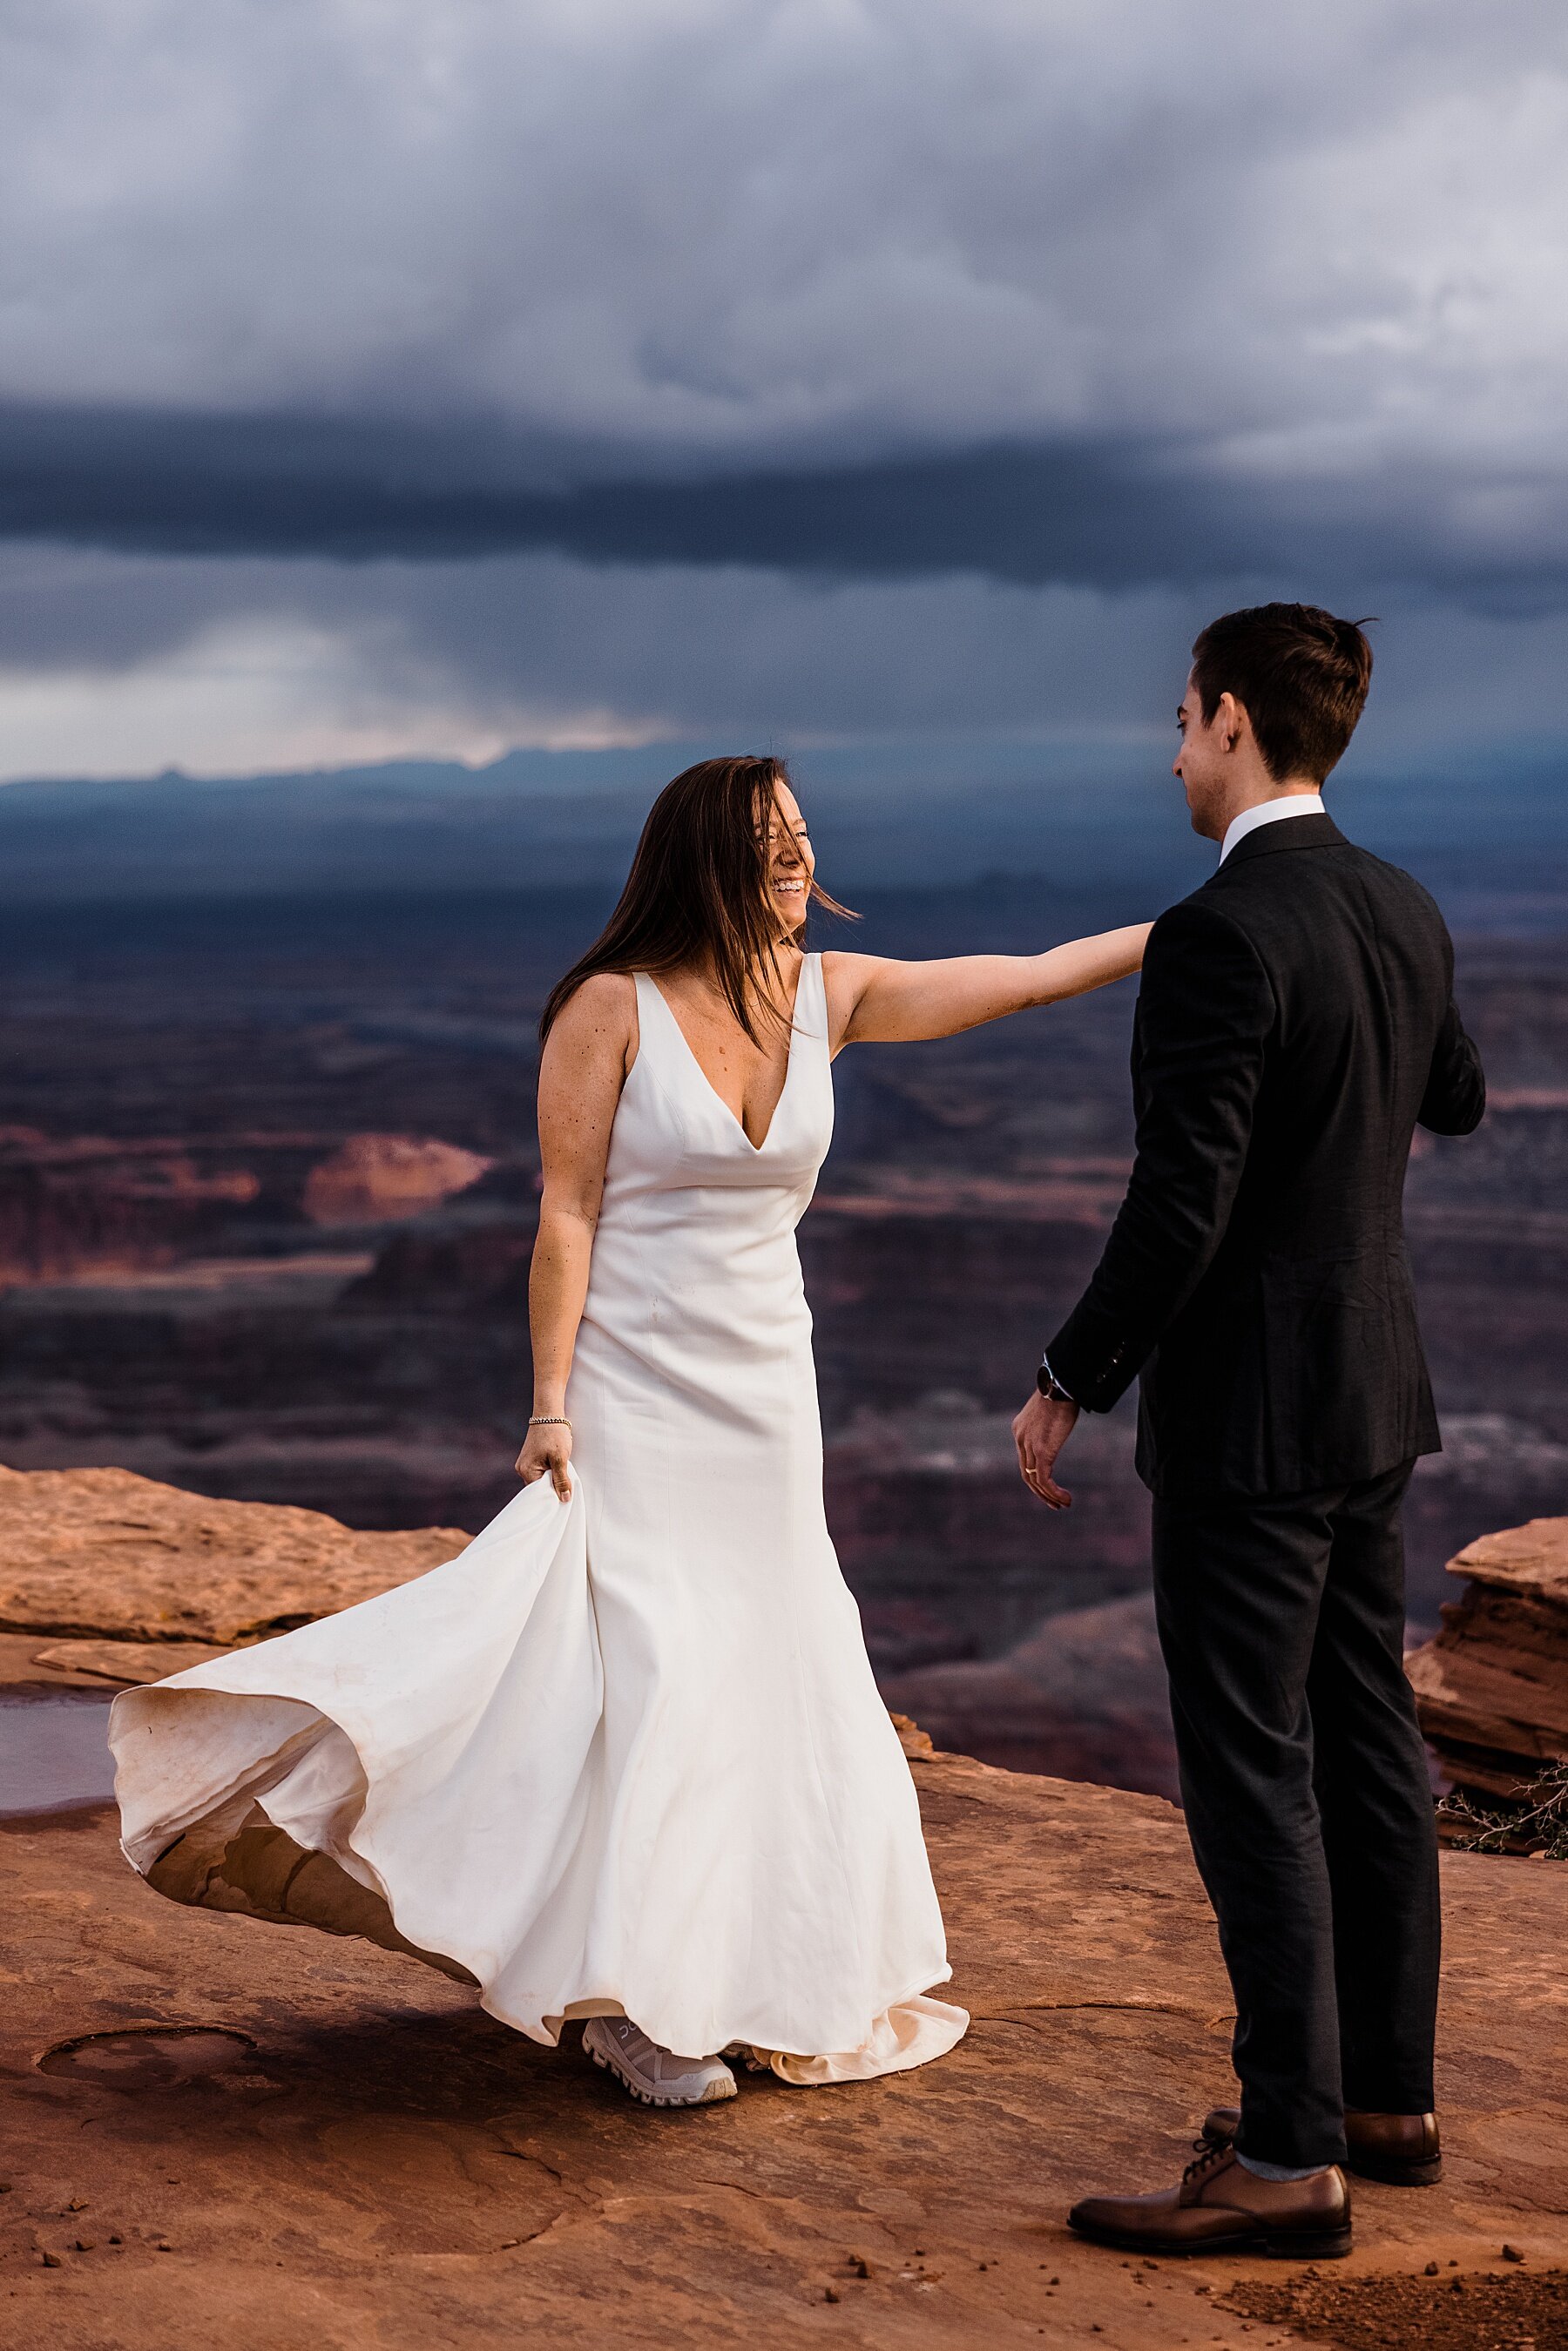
[1047,814,1485,1498]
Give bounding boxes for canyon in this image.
[1,885,1566,1797]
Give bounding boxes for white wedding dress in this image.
[111,954,967,2083]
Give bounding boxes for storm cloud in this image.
[1,1,1566,777]
[5,404,1568,606]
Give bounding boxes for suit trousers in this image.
[1151,1461,1440,2172]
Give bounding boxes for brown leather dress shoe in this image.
[1068,2141,1352,2259]
[1200,2104,1442,2187]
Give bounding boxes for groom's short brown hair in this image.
[1191,603,1374,784]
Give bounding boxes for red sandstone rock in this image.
[0,1481,1563,2342]
[0,1463,467,1645]
[30,1637,236,1682]
[1408,1515,1568,1804]
[1441,1514,1568,1607]
[1,1745,1562,2345]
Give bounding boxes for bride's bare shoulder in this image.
[543,971,638,1067]
[557,970,636,1020]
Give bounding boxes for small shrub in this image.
[1439,1760,1568,1858]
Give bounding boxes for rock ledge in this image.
[0,1462,465,1647]
[1408,1514,1568,1808]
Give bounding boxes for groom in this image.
[1013,604,1485,2257]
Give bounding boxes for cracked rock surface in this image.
[4,1733,1565,2347]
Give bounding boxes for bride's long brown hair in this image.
[539,756,854,1043]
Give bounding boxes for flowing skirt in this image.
[111,1469,967,2081]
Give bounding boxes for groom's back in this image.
[1132,816,1481,1496]
[1197,829,1448,1251]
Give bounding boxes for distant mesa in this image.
[0,1126,264,1280]
[0,1125,497,1280]
[301,1133,493,1227]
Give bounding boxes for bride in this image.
[111,755,1149,2108]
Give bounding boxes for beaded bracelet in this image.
[528,1415,571,1429]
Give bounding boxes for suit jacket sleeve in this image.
[1418,998,1485,1136]
[1046,899,1274,1413]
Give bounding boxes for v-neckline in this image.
[645,959,808,1154]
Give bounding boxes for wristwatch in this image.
[1037,1361,1075,1404]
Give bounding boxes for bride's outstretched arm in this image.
[823,924,1152,1050]
[519,973,634,1499]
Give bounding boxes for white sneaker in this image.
[583,2015,738,2107]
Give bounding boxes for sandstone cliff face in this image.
[0,1128,263,1279]
[0,1125,495,1280]
[1408,1514,1568,1817]
[882,1590,1179,1798]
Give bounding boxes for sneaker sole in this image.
[588,2041,737,2108]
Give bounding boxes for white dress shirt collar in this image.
[1219,792,1327,864]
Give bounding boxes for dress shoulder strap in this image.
[630,970,670,1062]
[794,949,827,1040]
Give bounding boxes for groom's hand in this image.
[1012,1389,1079,1510]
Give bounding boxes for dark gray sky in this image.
[2,0,1566,782]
